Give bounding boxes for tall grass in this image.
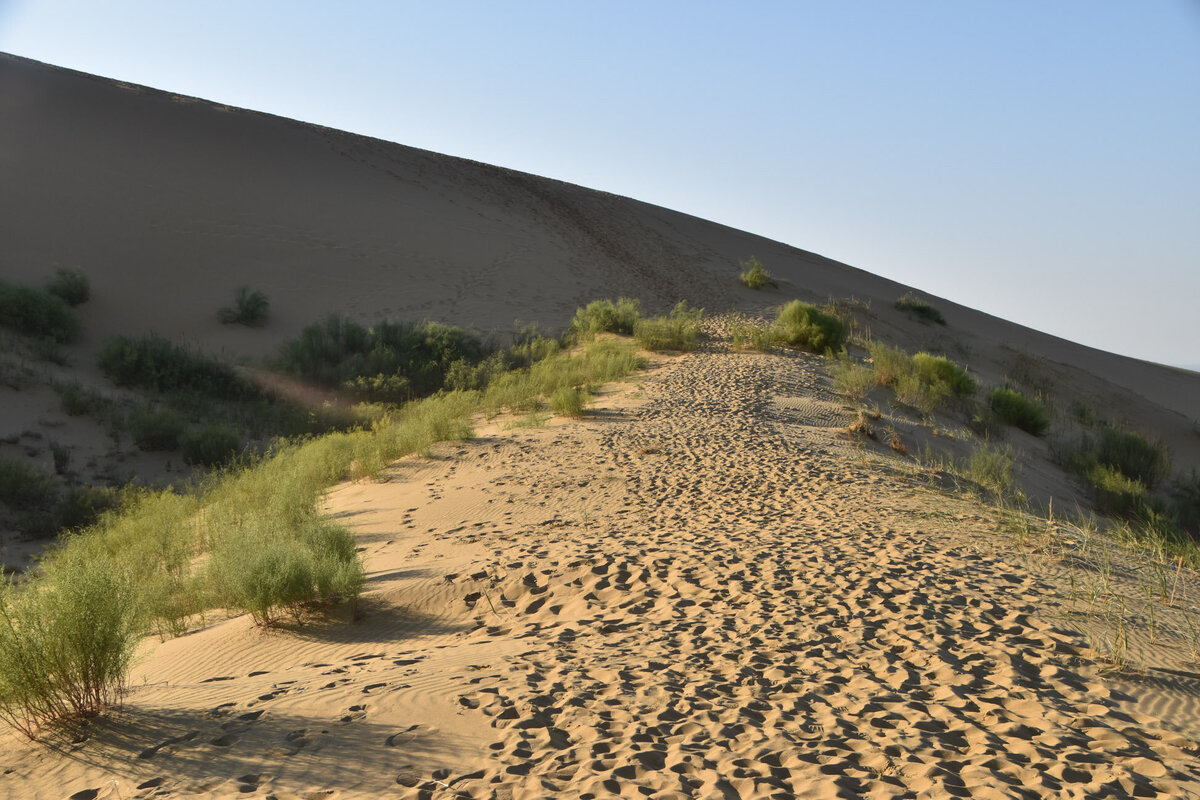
[633,301,703,352]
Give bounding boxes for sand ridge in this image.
[4,341,1198,799]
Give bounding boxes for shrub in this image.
[44,269,90,306]
[771,301,846,353]
[1088,464,1149,519]
[967,442,1018,500]
[278,316,485,399]
[633,301,703,352]
[829,354,875,400]
[218,286,270,327]
[0,551,139,736]
[54,485,119,532]
[0,282,80,343]
[55,381,104,417]
[989,388,1050,436]
[867,342,911,387]
[569,298,641,340]
[739,256,773,290]
[550,386,587,417]
[99,335,255,400]
[1097,426,1170,490]
[894,372,948,415]
[895,292,946,325]
[0,458,57,511]
[180,424,241,468]
[130,408,185,451]
[730,321,772,351]
[911,353,976,399]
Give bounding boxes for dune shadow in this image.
[271,600,472,645]
[34,703,477,799]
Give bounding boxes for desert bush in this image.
[279,316,484,399]
[634,301,703,352]
[54,485,119,532]
[180,424,241,468]
[569,298,641,340]
[0,282,81,343]
[894,292,946,325]
[550,386,587,417]
[894,372,948,415]
[967,442,1018,500]
[1069,400,1096,428]
[99,335,255,400]
[730,320,772,351]
[0,550,139,736]
[911,353,975,399]
[0,458,57,511]
[218,286,270,327]
[207,517,363,626]
[130,408,185,451]
[771,301,846,353]
[989,388,1049,436]
[1097,426,1170,490]
[44,269,90,306]
[828,354,875,400]
[739,256,773,290]
[55,381,104,417]
[1087,464,1149,519]
[867,342,910,387]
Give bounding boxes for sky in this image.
[2,1,1198,367]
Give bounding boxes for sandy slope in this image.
[4,339,1197,800]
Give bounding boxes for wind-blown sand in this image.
[2,53,1200,799]
[4,338,1198,799]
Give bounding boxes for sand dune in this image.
[2,53,1200,799]
[4,340,1198,798]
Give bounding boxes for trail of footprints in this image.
[431,348,1200,798]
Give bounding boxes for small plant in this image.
[54,485,119,532]
[0,281,81,343]
[828,354,875,400]
[44,269,90,306]
[894,372,948,415]
[1087,464,1148,519]
[989,388,1050,436]
[738,256,773,290]
[911,353,976,399]
[54,381,103,417]
[49,442,71,476]
[967,442,1018,500]
[894,292,946,325]
[771,300,846,353]
[218,286,270,327]
[569,298,641,340]
[0,458,58,511]
[1069,400,1096,428]
[1097,426,1170,490]
[130,408,185,452]
[633,301,703,352]
[550,386,587,417]
[730,320,772,351]
[867,342,910,387]
[180,424,241,468]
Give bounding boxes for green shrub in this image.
[911,353,976,399]
[218,286,270,327]
[54,381,103,417]
[1068,400,1096,428]
[634,301,703,352]
[1097,426,1170,490]
[771,300,846,353]
[130,408,185,451]
[0,550,139,736]
[278,317,485,399]
[550,386,587,417]
[967,442,1018,500]
[0,282,80,343]
[54,485,119,532]
[44,269,90,306]
[180,424,241,468]
[99,335,255,400]
[1087,464,1149,519]
[0,458,57,511]
[894,372,948,415]
[730,321,772,351]
[569,298,641,340]
[738,256,773,290]
[894,292,946,325]
[989,388,1049,436]
[829,354,875,400]
[867,342,911,387]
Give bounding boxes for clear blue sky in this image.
[3,1,1198,367]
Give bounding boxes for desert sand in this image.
[2,54,1200,798]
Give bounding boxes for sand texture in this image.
[4,343,1198,799]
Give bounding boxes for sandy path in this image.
[4,345,1199,799]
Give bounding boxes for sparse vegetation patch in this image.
[0,281,81,343]
[738,256,773,290]
[633,301,703,352]
[989,388,1049,436]
[895,292,946,325]
[218,286,270,327]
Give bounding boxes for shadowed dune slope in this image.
[0,52,1197,467]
